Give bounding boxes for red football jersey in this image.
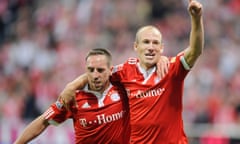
[43,84,130,144]
[111,54,189,144]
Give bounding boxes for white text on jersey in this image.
[79,110,125,127]
[128,88,165,98]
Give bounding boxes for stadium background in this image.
[0,0,240,143]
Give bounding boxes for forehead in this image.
[138,28,162,41]
[86,55,108,67]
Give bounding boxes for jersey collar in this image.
[137,62,156,79]
[83,83,113,99]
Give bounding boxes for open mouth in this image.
[94,81,101,85]
[145,53,155,58]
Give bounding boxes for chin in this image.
[146,60,157,65]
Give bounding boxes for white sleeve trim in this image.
[180,56,191,70]
[48,120,60,126]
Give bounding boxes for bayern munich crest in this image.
[110,93,120,102]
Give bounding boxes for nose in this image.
[148,42,155,50]
[92,69,100,79]
[147,44,154,52]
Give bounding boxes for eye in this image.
[143,39,150,44]
[153,40,160,45]
[97,68,105,73]
[87,67,94,72]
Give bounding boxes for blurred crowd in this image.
[0,0,240,143]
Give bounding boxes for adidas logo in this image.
[81,102,91,108]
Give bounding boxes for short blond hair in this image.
[135,25,162,43]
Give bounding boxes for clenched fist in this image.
[188,0,203,17]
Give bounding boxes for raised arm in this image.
[14,115,49,144]
[184,0,204,68]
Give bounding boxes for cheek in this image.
[135,44,145,51]
[157,45,163,52]
[87,72,95,79]
[103,71,111,79]
[101,74,109,83]
[104,72,110,78]
[87,76,92,82]
[136,48,145,56]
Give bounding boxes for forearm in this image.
[59,73,88,108]
[67,73,88,90]
[190,16,204,56]
[14,115,49,144]
[185,1,204,67]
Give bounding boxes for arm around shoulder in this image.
[59,73,88,108]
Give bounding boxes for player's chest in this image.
[73,101,125,128]
[124,77,166,106]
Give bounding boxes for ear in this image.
[160,49,164,53]
[134,42,138,51]
[160,43,164,54]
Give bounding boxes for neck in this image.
[139,63,155,71]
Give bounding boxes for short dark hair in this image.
[85,48,112,67]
